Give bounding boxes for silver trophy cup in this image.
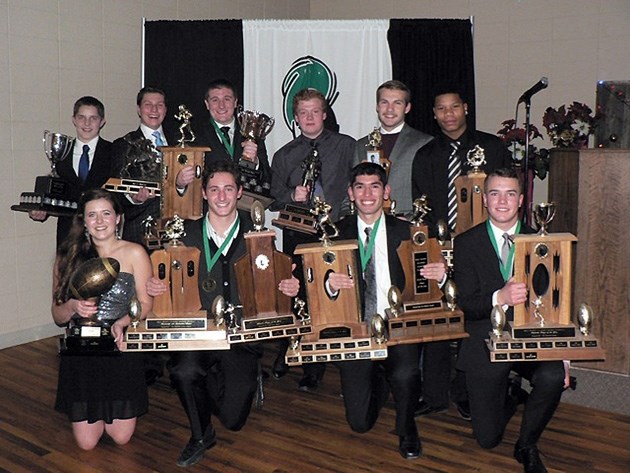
[44,130,75,177]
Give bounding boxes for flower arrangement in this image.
[497,119,550,179]
[542,102,596,148]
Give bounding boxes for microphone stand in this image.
[521,98,533,227]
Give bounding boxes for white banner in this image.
[243,19,392,161]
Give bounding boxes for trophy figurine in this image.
[533,202,556,235]
[175,105,196,147]
[453,144,488,235]
[128,296,142,330]
[272,144,322,235]
[490,305,506,339]
[577,303,593,336]
[12,130,77,216]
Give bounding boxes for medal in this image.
[202,276,217,293]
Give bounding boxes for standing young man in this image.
[112,86,172,246]
[176,79,271,188]
[30,96,114,247]
[454,168,568,473]
[355,80,432,216]
[411,87,512,418]
[270,88,356,391]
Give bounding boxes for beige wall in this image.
[2,0,629,347]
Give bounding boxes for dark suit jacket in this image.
[336,214,410,306]
[195,119,271,184]
[453,221,534,372]
[111,127,174,245]
[355,124,432,215]
[181,211,253,312]
[55,137,114,247]
[411,129,511,230]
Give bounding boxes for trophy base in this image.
[486,330,606,362]
[272,204,318,234]
[12,192,78,218]
[103,177,161,196]
[59,325,120,356]
[122,318,229,352]
[385,307,468,346]
[227,316,313,344]
[285,333,388,366]
[237,191,275,212]
[508,322,576,339]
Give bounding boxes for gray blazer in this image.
[354,124,432,216]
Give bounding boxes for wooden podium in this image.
[547,149,630,374]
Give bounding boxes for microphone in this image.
[517,77,548,104]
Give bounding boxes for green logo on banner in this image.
[282,55,339,137]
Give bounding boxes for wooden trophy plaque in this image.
[454,145,488,236]
[225,203,313,343]
[387,221,467,345]
[272,204,318,234]
[160,146,208,222]
[123,242,228,352]
[487,208,605,362]
[285,239,387,365]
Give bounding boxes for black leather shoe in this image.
[176,428,217,467]
[298,374,319,393]
[398,434,422,459]
[454,400,471,421]
[272,355,290,379]
[414,399,448,417]
[514,443,548,473]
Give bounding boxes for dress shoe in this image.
[514,443,548,473]
[297,374,319,393]
[454,400,471,421]
[176,427,217,467]
[414,399,448,417]
[272,355,290,379]
[398,434,422,459]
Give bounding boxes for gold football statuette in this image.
[128,296,142,329]
[577,303,593,336]
[387,286,402,318]
[444,279,458,311]
[371,314,388,344]
[212,295,226,327]
[490,305,506,338]
[250,200,265,231]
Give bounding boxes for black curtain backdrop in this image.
[388,19,475,136]
[144,20,243,135]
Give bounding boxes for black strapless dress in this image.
[55,272,148,423]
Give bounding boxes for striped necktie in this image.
[447,141,461,232]
[500,233,511,266]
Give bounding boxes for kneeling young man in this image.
[147,161,299,467]
[327,162,446,459]
[454,168,569,473]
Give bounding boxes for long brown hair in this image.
[54,189,122,304]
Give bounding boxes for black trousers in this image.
[338,343,421,436]
[466,359,564,449]
[168,347,258,440]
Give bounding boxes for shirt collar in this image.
[380,122,404,135]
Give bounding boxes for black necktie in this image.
[363,226,377,323]
[220,126,231,145]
